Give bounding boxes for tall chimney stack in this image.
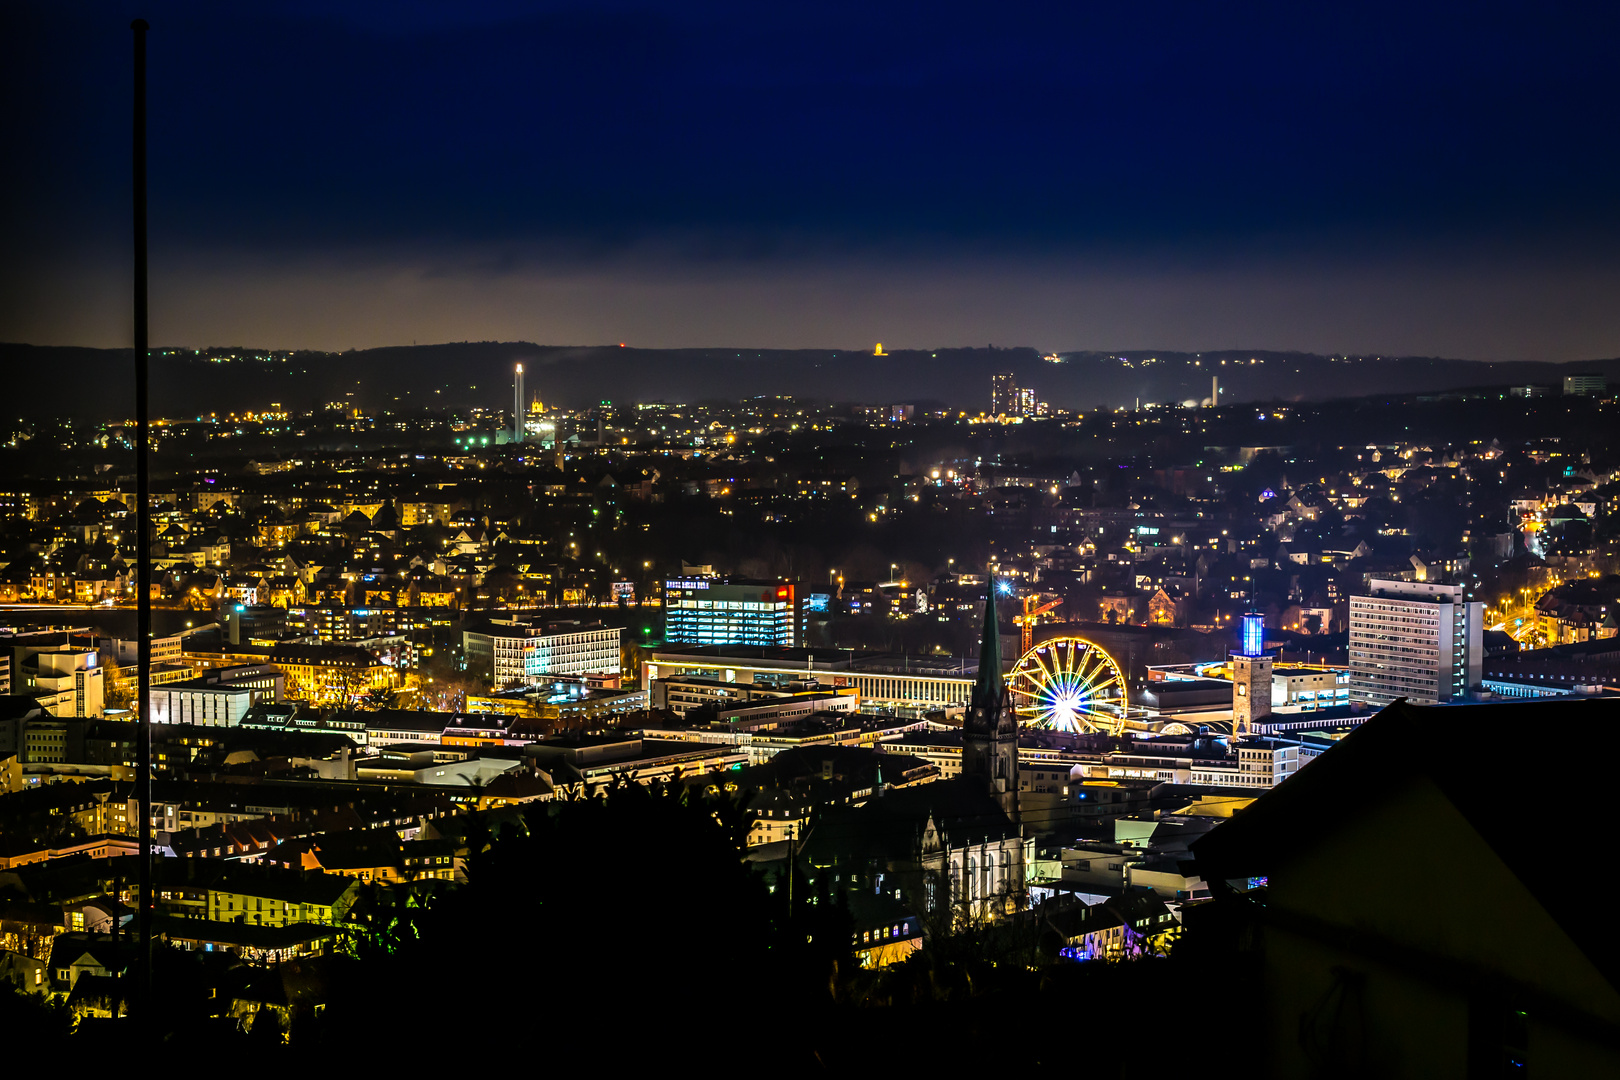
[514,364,525,443]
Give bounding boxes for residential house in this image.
[205,868,360,928]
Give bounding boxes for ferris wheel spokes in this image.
[1007,635,1128,734]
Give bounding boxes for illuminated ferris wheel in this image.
[1007,636,1128,734]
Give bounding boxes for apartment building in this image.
[1349,578,1483,706]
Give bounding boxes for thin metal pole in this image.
[131,16,153,1024]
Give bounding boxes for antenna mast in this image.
[130,16,154,1024]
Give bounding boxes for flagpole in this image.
[131,15,154,1025]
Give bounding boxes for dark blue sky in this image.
[6,1,1620,358]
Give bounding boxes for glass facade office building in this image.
[664,580,796,647]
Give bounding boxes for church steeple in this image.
[962,575,1019,819]
[969,578,1004,723]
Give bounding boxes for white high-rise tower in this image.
[513,364,525,444]
[1349,579,1482,706]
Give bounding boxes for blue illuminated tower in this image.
[1232,612,1272,734]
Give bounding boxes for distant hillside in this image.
[3,341,1616,420]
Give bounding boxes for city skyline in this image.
[6,3,1620,359]
[5,5,1619,1065]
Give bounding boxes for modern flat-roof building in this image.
[648,676,858,721]
[1562,373,1607,396]
[284,604,439,643]
[463,619,622,689]
[2,631,105,717]
[26,647,104,719]
[663,579,796,648]
[1349,578,1482,706]
[101,634,183,667]
[527,734,747,792]
[643,645,976,711]
[1270,666,1351,709]
[151,665,284,727]
[1145,660,1352,714]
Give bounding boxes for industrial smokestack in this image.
[1211,374,1218,408]
[514,363,525,443]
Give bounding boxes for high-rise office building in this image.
[1349,579,1482,706]
[464,619,622,688]
[1563,373,1607,397]
[991,372,1017,416]
[991,372,1047,418]
[664,579,796,647]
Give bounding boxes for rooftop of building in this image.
[354,709,454,732]
[651,644,864,668]
[269,643,384,665]
[1252,703,1374,734]
[1358,578,1469,601]
[159,676,259,694]
[149,914,341,951]
[467,616,611,637]
[1195,696,1620,986]
[525,733,740,774]
[743,714,865,740]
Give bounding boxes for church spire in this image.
[962,572,1018,819]
[970,576,1005,722]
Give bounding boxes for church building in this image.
[810,578,1030,925]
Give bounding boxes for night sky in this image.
[5,2,1620,359]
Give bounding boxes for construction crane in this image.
[1017,594,1063,655]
